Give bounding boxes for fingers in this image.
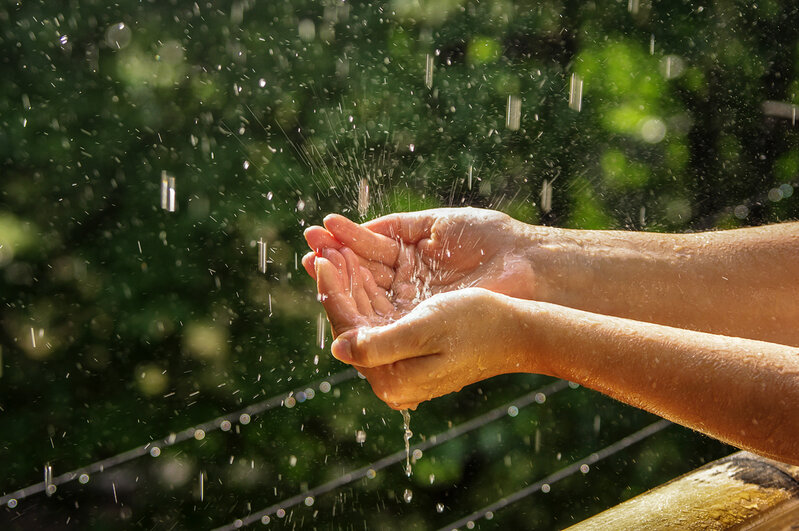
[341,247,374,318]
[304,225,340,253]
[363,211,436,244]
[315,256,364,336]
[360,258,394,289]
[360,265,394,316]
[301,252,316,280]
[330,311,439,368]
[324,214,400,265]
[358,356,450,410]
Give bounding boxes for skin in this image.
[304,208,799,465]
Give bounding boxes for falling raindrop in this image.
[355,430,366,444]
[505,95,521,131]
[436,502,444,513]
[424,54,434,89]
[357,178,370,217]
[160,171,176,212]
[317,313,325,349]
[44,464,55,497]
[258,238,268,274]
[403,488,413,503]
[568,74,583,111]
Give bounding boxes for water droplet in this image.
[304,496,314,507]
[289,455,297,467]
[149,446,161,457]
[485,511,494,520]
[239,413,251,425]
[260,515,270,524]
[220,420,232,431]
[7,499,17,508]
[276,508,286,518]
[436,502,444,513]
[580,464,590,474]
[403,489,413,503]
[259,78,266,88]
[285,396,297,408]
[194,429,205,441]
[412,448,422,460]
[243,160,250,170]
[79,474,90,484]
[507,405,519,417]
[541,483,551,493]
[535,392,546,404]
[319,381,331,393]
[356,430,366,444]
[429,473,435,484]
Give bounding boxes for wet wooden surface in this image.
[568,451,799,530]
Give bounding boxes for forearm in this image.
[522,222,799,346]
[508,298,799,465]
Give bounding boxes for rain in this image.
[1,1,798,529]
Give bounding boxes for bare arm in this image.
[305,209,799,346]
[332,289,799,466]
[528,222,799,346]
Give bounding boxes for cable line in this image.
[213,379,570,530]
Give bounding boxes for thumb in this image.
[331,310,439,368]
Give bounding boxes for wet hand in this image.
[302,207,540,305]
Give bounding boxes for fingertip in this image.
[331,337,353,363]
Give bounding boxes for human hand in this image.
[302,207,541,310]
[313,247,529,410]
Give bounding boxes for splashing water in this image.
[401,409,413,477]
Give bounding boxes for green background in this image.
[1,0,797,529]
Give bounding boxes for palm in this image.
[304,208,537,316]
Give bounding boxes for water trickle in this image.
[401,409,413,477]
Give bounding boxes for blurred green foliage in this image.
[1,0,797,529]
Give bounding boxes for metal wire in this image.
[213,379,571,530]
[439,418,672,531]
[0,368,358,507]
